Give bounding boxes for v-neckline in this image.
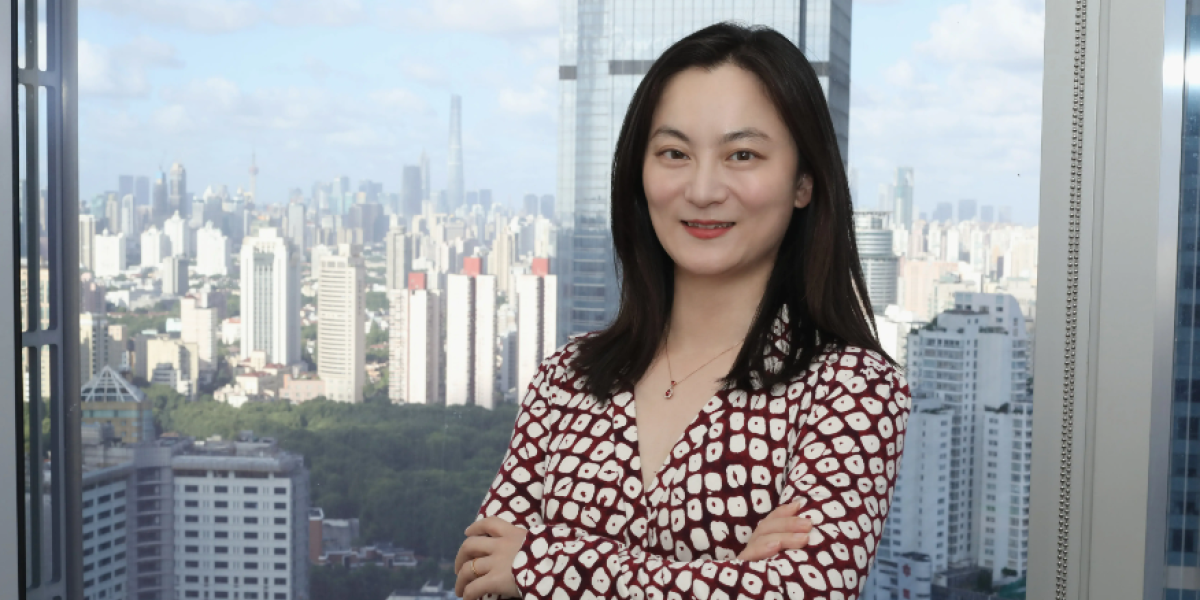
[625,383,727,504]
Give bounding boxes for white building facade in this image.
[316,245,365,403]
[445,258,495,408]
[240,228,301,366]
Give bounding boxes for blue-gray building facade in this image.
[555,0,852,344]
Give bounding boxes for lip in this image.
[681,219,735,239]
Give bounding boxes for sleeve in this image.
[508,349,911,600]
[473,347,566,529]
[472,345,566,600]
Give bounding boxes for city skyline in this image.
[60,0,1046,225]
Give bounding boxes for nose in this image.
[683,157,728,208]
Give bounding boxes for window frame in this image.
[4,1,81,599]
[1028,0,1182,597]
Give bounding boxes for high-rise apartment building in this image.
[316,245,365,403]
[388,272,443,404]
[119,193,137,237]
[195,222,231,277]
[894,293,1030,570]
[240,228,301,366]
[141,225,169,269]
[164,210,192,258]
[867,394,953,600]
[445,257,495,408]
[448,95,465,212]
[94,231,127,278]
[516,258,557,396]
[556,0,846,344]
[80,312,119,380]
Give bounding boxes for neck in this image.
[666,260,773,357]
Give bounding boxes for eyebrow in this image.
[649,126,772,144]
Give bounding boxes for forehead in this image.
[650,63,784,134]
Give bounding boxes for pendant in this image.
[665,381,676,399]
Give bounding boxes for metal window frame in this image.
[1028,0,1181,597]
[4,1,82,599]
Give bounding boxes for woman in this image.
[455,21,910,600]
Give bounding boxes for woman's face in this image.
[643,62,812,281]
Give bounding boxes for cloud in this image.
[79,36,183,98]
[497,86,551,117]
[81,0,260,33]
[379,0,558,34]
[849,0,1045,221]
[399,60,451,88]
[81,0,367,32]
[916,0,1044,71]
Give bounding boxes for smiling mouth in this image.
[682,221,734,229]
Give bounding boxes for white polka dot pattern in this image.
[474,310,911,600]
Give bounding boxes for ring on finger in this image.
[471,558,479,577]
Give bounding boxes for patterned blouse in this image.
[473,309,911,600]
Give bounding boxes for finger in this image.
[465,516,497,538]
[766,500,802,518]
[462,562,494,600]
[454,536,496,575]
[764,530,810,552]
[456,555,491,598]
[748,515,813,537]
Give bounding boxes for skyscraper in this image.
[93,231,127,278]
[160,255,189,297]
[402,165,423,217]
[385,227,411,291]
[194,222,231,277]
[152,170,169,224]
[556,1,843,344]
[448,95,465,212]
[134,175,150,207]
[958,198,978,222]
[516,258,557,396]
[180,295,220,377]
[445,257,495,408]
[169,162,188,218]
[853,211,899,313]
[420,150,430,202]
[118,174,134,201]
[317,245,365,403]
[164,211,192,258]
[932,202,954,223]
[140,225,169,269]
[892,167,915,231]
[285,201,307,251]
[240,228,301,366]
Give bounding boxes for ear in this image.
[793,174,813,209]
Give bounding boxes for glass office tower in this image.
[555,0,852,344]
[1167,3,1200,596]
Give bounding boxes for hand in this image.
[736,500,813,561]
[454,516,528,600]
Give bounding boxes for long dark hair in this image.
[571,21,895,401]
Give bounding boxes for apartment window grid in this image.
[12,0,83,599]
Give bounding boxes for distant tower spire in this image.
[249,151,260,203]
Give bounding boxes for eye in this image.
[662,149,688,160]
[731,150,756,161]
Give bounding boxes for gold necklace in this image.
[663,332,740,399]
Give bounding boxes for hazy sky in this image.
[55,0,1044,224]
